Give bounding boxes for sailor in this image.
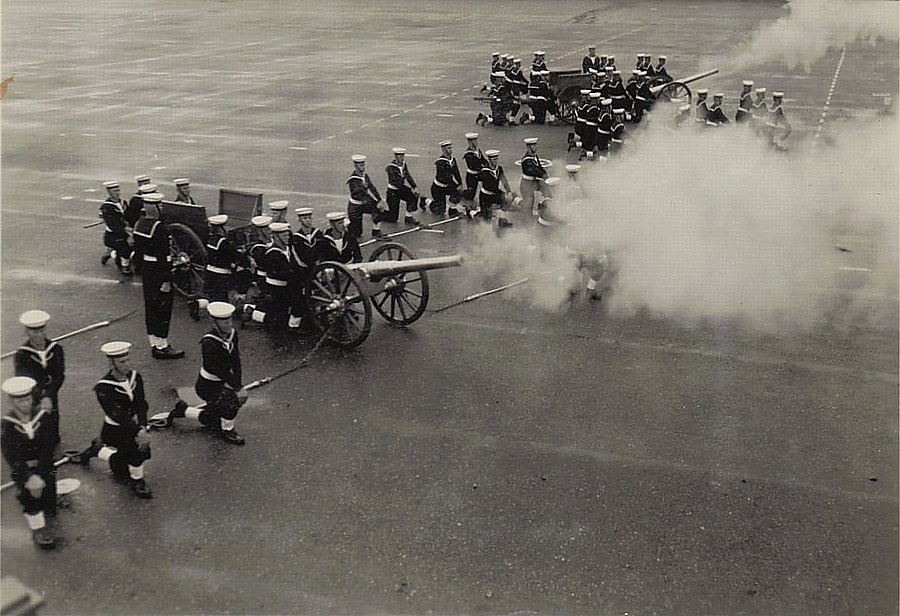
[288,207,325,329]
[596,98,613,157]
[172,178,196,204]
[695,89,710,124]
[706,93,730,126]
[490,51,501,74]
[506,58,529,96]
[132,192,185,360]
[536,177,563,227]
[640,53,656,77]
[189,215,247,320]
[579,252,615,301]
[248,222,295,327]
[609,108,627,155]
[166,303,248,446]
[70,341,153,498]
[99,180,134,276]
[522,71,557,125]
[606,55,617,72]
[321,211,362,264]
[766,91,792,148]
[735,80,754,123]
[268,200,289,224]
[633,71,656,122]
[245,215,273,316]
[752,87,768,121]
[673,103,693,127]
[14,310,65,447]
[582,92,601,158]
[462,132,487,205]
[573,89,591,156]
[126,175,153,227]
[347,155,386,239]
[1,376,59,548]
[582,45,601,74]
[563,164,586,201]
[634,53,644,73]
[429,140,463,217]
[385,148,422,226]
[625,69,640,118]
[476,149,514,227]
[519,137,549,215]
[607,71,628,116]
[531,50,548,75]
[654,56,672,83]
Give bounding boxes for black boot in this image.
[70,437,102,466]
[152,346,185,360]
[130,478,153,499]
[220,429,246,446]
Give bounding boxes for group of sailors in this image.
[684,82,792,147]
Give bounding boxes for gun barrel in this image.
[650,68,719,95]
[349,255,464,278]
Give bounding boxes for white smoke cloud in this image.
[721,0,899,73]
[454,110,898,336]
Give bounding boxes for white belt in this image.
[349,198,366,205]
[265,277,288,287]
[585,121,597,126]
[479,188,497,195]
[387,184,401,191]
[611,138,623,143]
[465,169,479,175]
[200,367,222,382]
[520,175,539,181]
[529,96,548,101]
[143,255,171,263]
[598,129,610,135]
[104,416,121,426]
[104,225,114,233]
[256,269,267,277]
[433,180,448,188]
[206,265,232,275]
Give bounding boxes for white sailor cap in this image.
[601,98,612,105]
[680,104,691,111]
[743,80,754,87]
[208,214,228,226]
[20,310,51,329]
[565,164,581,174]
[392,147,407,154]
[251,215,273,227]
[269,222,291,233]
[637,71,647,77]
[134,175,151,184]
[103,181,120,189]
[589,44,597,49]
[295,207,314,216]
[755,87,767,94]
[637,53,644,58]
[540,70,550,76]
[696,89,708,95]
[492,52,500,57]
[326,211,347,222]
[714,92,724,98]
[207,301,236,319]
[773,91,784,98]
[599,53,608,58]
[514,58,522,64]
[100,341,132,358]
[613,70,621,75]
[579,89,590,95]
[142,192,163,203]
[500,53,510,59]
[2,376,37,397]
[351,154,367,163]
[465,132,479,140]
[138,183,158,194]
[523,137,539,145]
[485,149,500,158]
[631,69,640,74]
[544,177,561,187]
[589,92,601,99]
[608,55,615,60]
[491,71,506,78]
[534,50,545,56]
[439,139,452,147]
[268,200,289,211]
[613,108,625,114]
[173,178,191,186]
[658,55,667,60]
[588,68,599,75]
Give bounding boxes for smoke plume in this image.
[721,0,899,73]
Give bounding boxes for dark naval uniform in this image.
[289,227,326,321]
[477,164,509,221]
[1,406,57,521]
[706,102,730,126]
[132,216,175,348]
[321,228,362,264]
[94,369,151,478]
[385,160,420,222]
[519,150,548,211]
[205,231,245,302]
[262,244,296,327]
[582,54,601,75]
[14,340,65,444]
[462,146,487,201]
[430,154,463,215]
[100,195,133,273]
[735,91,753,123]
[346,171,383,238]
[195,328,244,429]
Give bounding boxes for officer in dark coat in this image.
[99,180,133,276]
[1,376,58,548]
[132,192,184,360]
[321,212,362,264]
[166,302,248,446]
[73,341,153,498]
[14,310,65,446]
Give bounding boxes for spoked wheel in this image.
[367,242,430,327]
[306,261,372,349]
[657,81,692,106]
[168,223,206,299]
[556,86,582,125]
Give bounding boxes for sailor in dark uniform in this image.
[242,215,274,322]
[519,137,549,217]
[132,192,184,360]
[462,132,487,206]
[347,155,386,239]
[766,91,792,148]
[99,180,134,276]
[706,93,730,126]
[1,376,59,548]
[172,178,196,204]
[73,341,153,499]
[321,212,362,264]
[166,302,248,445]
[268,200,289,224]
[189,214,247,320]
[125,175,153,228]
[582,45,601,74]
[654,56,672,83]
[475,149,514,226]
[429,140,463,217]
[735,80,754,123]
[609,108,627,155]
[695,89,710,124]
[14,310,65,446]
[385,147,422,226]
[248,222,295,327]
[288,207,325,329]
[531,50,548,75]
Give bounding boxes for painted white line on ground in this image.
[437,113,454,117]
[61,196,75,200]
[152,166,167,170]
[814,45,846,143]
[83,188,98,193]
[839,266,871,272]
[343,129,354,134]
[81,133,97,137]
[390,113,400,117]
[289,146,307,150]
[327,135,336,139]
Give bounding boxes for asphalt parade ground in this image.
[1,1,898,614]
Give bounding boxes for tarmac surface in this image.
[2,1,898,615]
